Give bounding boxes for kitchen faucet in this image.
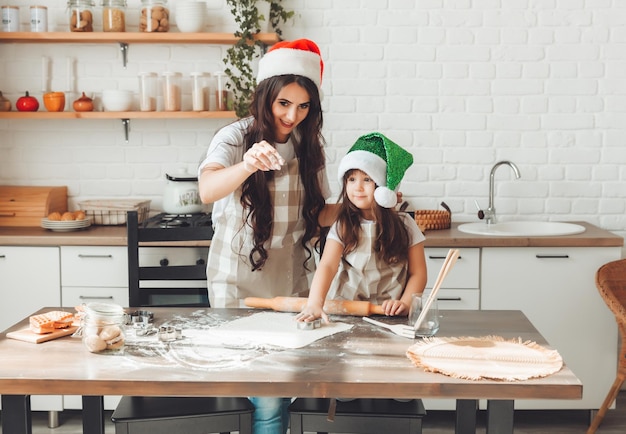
[477,160,521,224]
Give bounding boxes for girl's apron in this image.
[327,221,407,305]
[207,158,313,307]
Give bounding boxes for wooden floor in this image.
[1,391,625,433]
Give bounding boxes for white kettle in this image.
[163,169,204,214]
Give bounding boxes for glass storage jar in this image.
[68,0,95,32]
[139,0,169,33]
[81,302,126,354]
[162,71,181,111]
[102,0,126,32]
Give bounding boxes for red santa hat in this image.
[256,39,324,91]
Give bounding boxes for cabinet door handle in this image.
[535,254,570,259]
[429,255,462,260]
[0,255,5,259]
[77,254,114,259]
[437,297,462,301]
[79,295,114,300]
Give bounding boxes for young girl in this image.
[297,132,427,323]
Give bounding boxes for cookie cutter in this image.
[297,319,321,330]
[158,326,183,342]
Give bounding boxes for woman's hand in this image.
[295,303,329,324]
[381,299,409,316]
[243,140,285,173]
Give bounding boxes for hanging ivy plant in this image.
[224,0,294,118]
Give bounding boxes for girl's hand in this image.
[243,140,285,173]
[381,299,409,316]
[295,304,329,324]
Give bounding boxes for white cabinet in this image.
[481,246,621,410]
[60,246,129,307]
[0,246,63,411]
[424,247,480,310]
[60,245,128,410]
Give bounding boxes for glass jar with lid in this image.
[68,0,95,32]
[102,0,126,32]
[139,0,170,33]
[81,302,127,354]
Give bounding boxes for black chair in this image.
[111,211,253,434]
[289,398,426,434]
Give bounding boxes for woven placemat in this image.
[406,335,563,381]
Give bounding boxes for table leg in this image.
[455,399,477,434]
[82,395,105,434]
[1,394,32,434]
[486,399,514,434]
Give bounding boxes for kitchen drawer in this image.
[62,286,129,308]
[435,289,479,310]
[61,246,128,287]
[424,247,479,289]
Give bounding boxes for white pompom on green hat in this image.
[338,132,414,208]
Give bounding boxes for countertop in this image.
[0,221,622,248]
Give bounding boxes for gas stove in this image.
[144,212,213,229]
[140,212,214,241]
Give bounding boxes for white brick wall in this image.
[1,0,625,247]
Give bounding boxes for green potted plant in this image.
[224,0,294,118]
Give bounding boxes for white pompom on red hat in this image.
[256,39,324,91]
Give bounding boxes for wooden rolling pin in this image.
[244,296,384,316]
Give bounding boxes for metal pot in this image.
[163,169,204,214]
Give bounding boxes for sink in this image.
[457,221,586,237]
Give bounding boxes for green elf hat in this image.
[338,132,414,208]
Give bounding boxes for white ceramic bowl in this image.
[176,1,206,33]
[102,90,134,112]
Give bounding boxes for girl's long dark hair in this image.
[336,170,409,264]
[240,74,326,271]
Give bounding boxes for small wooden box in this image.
[0,186,68,227]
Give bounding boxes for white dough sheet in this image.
[187,311,353,349]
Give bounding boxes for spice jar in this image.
[139,0,170,33]
[0,91,11,112]
[1,5,20,32]
[190,72,209,111]
[68,0,95,32]
[82,302,126,354]
[162,71,181,111]
[29,5,47,32]
[102,0,126,32]
[138,72,158,111]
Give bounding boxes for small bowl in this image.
[43,92,66,112]
[102,90,134,112]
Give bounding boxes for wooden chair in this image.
[587,258,626,434]
[289,398,426,434]
[111,211,254,434]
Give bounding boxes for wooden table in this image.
[0,308,581,434]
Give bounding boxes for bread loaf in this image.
[29,311,75,334]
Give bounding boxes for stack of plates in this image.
[41,218,91,232]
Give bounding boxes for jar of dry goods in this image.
[162,71,181,111]
[81,302,127,354]
[1,5,20,32]
[67,0,95,32]
[102,0,126,32]
[30,5,48,32]
[139,0,169,33]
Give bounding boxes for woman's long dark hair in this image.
[336,170,409,264]
[240,74,326,271]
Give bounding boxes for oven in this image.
[131,213,213,307]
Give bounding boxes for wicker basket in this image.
[78,199,151,226]
[414,202,451,231]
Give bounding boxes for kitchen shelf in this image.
[0,111,236,120]
[0,32,280,45]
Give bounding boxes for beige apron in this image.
[207,158,313,308]
[327,221,407,305]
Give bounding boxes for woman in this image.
[198,39,331,434]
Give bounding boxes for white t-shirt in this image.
[198,117,331,222]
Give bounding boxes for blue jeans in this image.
[249,396,290,434]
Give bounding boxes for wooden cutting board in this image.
[6,326,78,344]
